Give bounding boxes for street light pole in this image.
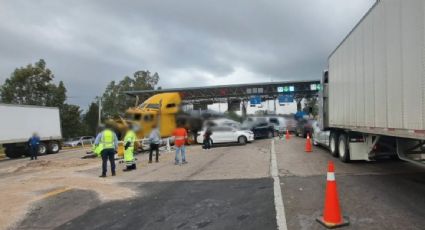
[98,97,102,127]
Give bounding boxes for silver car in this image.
[63,136,94,147]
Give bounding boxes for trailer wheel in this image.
[329,132,339,157]
[338,134,350,162]
[38,143,47,155]
[47,141,60,154]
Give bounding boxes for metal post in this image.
[166,137,171,152]
[98,97,102,127]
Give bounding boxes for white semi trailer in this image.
[314,0,425,165]
[0,104,62,158]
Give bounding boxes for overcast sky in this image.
[0,0,375,108]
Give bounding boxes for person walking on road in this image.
[28,132,40,160]
[123,125,138,171]
[94,125,119,177]
[148,124,161,163]
[173,123,188,165]
[203,127,212,150]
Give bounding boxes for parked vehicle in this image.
[314,0,425,165]
[0,104,62,158]
[294,119,315,138]
[63,136,94,147]
[196,126,254,146]
[284,117,297,133]
[242,118,275,139]
[203,118,241,129]
[268,117,287,134]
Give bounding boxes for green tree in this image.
[84,102,99,136]
[303,97,319,117]
[61,104,86,138]
[0,59,65,106]
[1,59,86,138]
[101,70,160,117]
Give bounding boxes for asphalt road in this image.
[34,179,275,230]
[8,137,425,230]
[276,137,425,230]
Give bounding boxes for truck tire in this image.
[47,141,60,154]
[4,147,22,159]
[329,132,339,157]
[38,143,47,155]
[338,134,350,162]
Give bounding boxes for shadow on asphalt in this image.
[17,178,277,230]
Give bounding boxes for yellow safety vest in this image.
[93,144,103,157]
[124,130,136,163]
[124,130,136,148]
[101,129,115,149]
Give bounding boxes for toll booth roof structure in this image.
[125,80,321,105]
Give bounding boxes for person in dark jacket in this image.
[203,128,212,150]
[28,132,40,160]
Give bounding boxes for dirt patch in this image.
[0,155,137,230]
[13,160,54,172]
[12,159,90,173]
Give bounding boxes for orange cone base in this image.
[316,216,349,229]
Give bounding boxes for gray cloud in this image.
[0,0,375,108]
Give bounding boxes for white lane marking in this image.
[271,139,288,230]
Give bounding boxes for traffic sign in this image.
[250,96,262,105]
[277,86,284,93]
[278,94,294,104]
[310,83,321,91]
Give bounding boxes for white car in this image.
[197,126,254,145]
[63,136,94,147]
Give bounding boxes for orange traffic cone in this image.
[305,133,312,152]
[285,130,291,140]
[316,161,349,228]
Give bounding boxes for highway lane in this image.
[275,136,425,230]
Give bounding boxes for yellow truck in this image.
[106,92,203,155]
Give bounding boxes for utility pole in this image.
[98,97,102,127]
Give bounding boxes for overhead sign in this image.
[277,86,284,93]
[310,83,321,91]
[250,96,262,105]
[278,95,294,104]
[279,85,295,93]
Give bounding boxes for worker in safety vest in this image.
[123,124,138,171]
[94,125,119,177]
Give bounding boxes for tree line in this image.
[0,59,160,138]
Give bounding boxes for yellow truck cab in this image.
[107,92,202,157]
[125,92,181,138]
